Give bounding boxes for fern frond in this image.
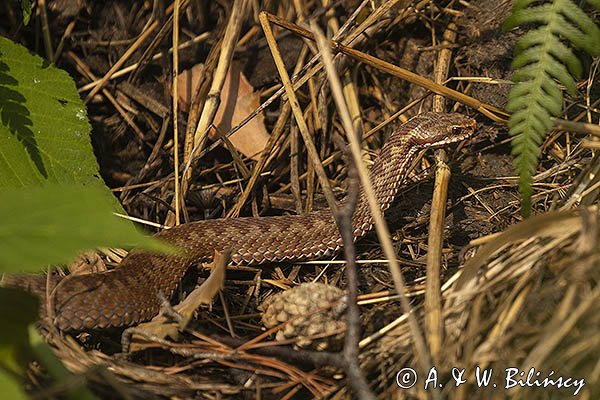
[504,0,600,216]
[505,1,600,54]
[515,34,582,77]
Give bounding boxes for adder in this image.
[6,112,477,331]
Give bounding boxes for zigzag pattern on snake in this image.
[6,112,476,330]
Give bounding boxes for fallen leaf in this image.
[177,63,269,160]
[126,249,231,350]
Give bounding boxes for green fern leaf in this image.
[514,35,582,77]
[504,0,600,216]
[512,0,537,12]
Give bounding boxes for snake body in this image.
[8,113,476,330]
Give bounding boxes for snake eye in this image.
[451,126,462,135]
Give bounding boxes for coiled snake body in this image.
[8,113,476,330]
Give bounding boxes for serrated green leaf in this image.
[509,112,550,136]
[512,5,554,25]
[559,0,600,49]
[512,132,544,149]
[503,7,546,31]
[545,57,577,94]
[513,62,575,99]
[548,46,582,77]
[512,62,574,95]
[515,30,547,51]
[503,0,599,216]
[508,94,557,119]
[549,12,600,55]
[513,152,541,172]
[507,97,546,119]
[0,36,122,211]
[512,0,538,13]
[549,26,587,54]
[539,79,564,104]
[512,45,544,68]
[0,185,176,273]
[508,86,562,118]
[513,104,554,129]
[513,39,581,78]
[537,90,563,112]
[507,82,532,100]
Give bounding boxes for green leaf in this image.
[512,0,537,12]
[0,288,37,379]
[0,368,27,400]
[0,289,97,400]
[504,0,599,216]
[0,185,175,273]
[20,0,34,25]
[0,288,38,348]
[559,0,600,54]
[0,36,121,211]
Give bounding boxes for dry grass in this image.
[359,206,600,399]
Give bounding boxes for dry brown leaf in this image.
[126,250,231,349]
[176,248,230,327]
[177,63,269,160]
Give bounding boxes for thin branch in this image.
[263,11,508,123]
[310,21,372,400]
[172,0,181,225]
[180,0,248,199]
[311,16,435,393]
[425,21,458,366]
[259,12,338,213]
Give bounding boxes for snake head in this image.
[406,112,477,148]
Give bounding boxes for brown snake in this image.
[7,113,476,330]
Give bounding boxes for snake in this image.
[6,112,476,331]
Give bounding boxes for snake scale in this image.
[6,113,476,331]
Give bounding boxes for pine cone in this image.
[260,282,347,350]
